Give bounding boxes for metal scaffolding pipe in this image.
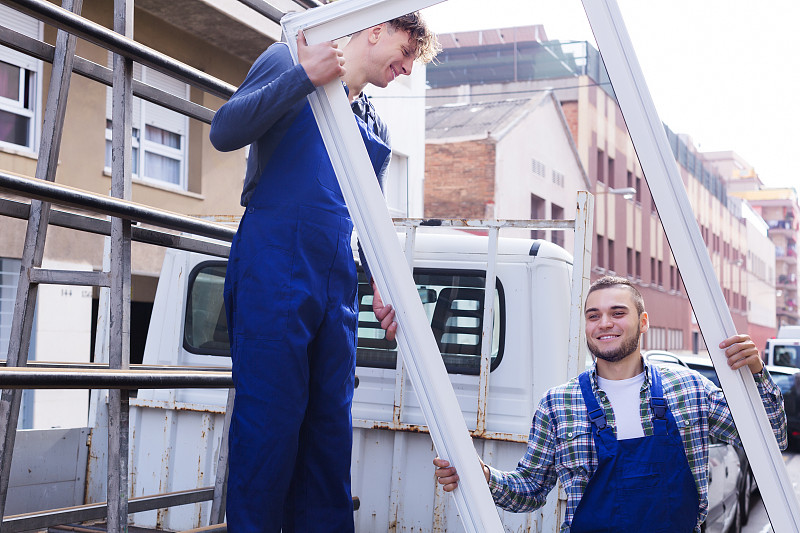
[1,360,230,372]
[0,0,237,99]
[236,0,283,23]
[0,26,216,124]
[2,487,214,532]
[0,172,236,242]
[0,368,232,389]
[0,198,231,258]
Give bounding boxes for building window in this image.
[670,265,676,291]
[657,259,663,286]
[0,7,42,152]
[635,176,642,204]
[626,247,633,275]
[635,251,641,279]
[104,57,189,189]
[0,257,21,358]
[597,235,605,268]
[596,149,605,183]
[551,203,565,248]
[607,157,615,187]
[607,239,615,272]
[650,257,656,284]
[530,194,545,240]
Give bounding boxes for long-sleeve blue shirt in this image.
[209,41,391,207]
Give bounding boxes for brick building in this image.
[425,93,589,249]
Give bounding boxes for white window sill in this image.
[0,144,39,160]
[102,168,204,200]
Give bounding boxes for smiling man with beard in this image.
[434,276,787,533]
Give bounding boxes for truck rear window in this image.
[183,263,505,374]
[184,262,229,357]
[356,268,505,375]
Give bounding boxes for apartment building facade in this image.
[705,152,798,334]
[426,26,774,352]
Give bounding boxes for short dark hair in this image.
[587,276,645,316]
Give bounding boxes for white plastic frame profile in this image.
[582,1,800,530]
[280,1,504,532]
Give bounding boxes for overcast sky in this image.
[421,0,799,191]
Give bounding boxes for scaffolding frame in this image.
[0,0,273,530]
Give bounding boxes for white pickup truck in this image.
[82,230,575,532]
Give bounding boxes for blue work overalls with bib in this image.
[224,95,390,532]
[569,367,699,533]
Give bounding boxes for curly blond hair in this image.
[387,12,441,64]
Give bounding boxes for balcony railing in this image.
[768,219,797,231]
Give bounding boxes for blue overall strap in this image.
[648,366,668,436]
[578,371,610,433]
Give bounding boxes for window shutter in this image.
[104,52,142,129]
[0,5,40,38]
[141,67,188,135]
[0,6,41,70]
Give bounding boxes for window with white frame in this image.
[0,5,42,152]
[104,54,189,189]
[0,257,21,359]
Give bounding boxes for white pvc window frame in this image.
[582,1,800,531]
[0,45,40,153]
[103,59,189,190]
[280,1,504,531]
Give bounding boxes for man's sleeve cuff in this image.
[486,464,504,495]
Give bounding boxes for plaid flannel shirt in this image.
[486,360,787,532]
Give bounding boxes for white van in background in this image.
[765,326,800,369]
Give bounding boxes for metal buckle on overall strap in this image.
[587,406,608,431]
[650,397,667,420]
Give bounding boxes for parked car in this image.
[643,351,746,533]
[765,365,800,451]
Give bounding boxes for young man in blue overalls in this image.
[209,12,439,533]
[433,276,787,532]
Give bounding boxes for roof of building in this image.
[425,96,547,142]
[436,25,548,49]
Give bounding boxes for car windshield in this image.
[773,344,800,368]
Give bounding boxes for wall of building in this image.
[424,140,496,219]
[493,96,585,249]
[367,64,429,218]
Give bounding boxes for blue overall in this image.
[224,97,390,532]
[570,367,699,533]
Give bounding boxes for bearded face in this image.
[584,286,647,365]
[587,328,641,363]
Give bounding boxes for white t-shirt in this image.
[596,372,646,440]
